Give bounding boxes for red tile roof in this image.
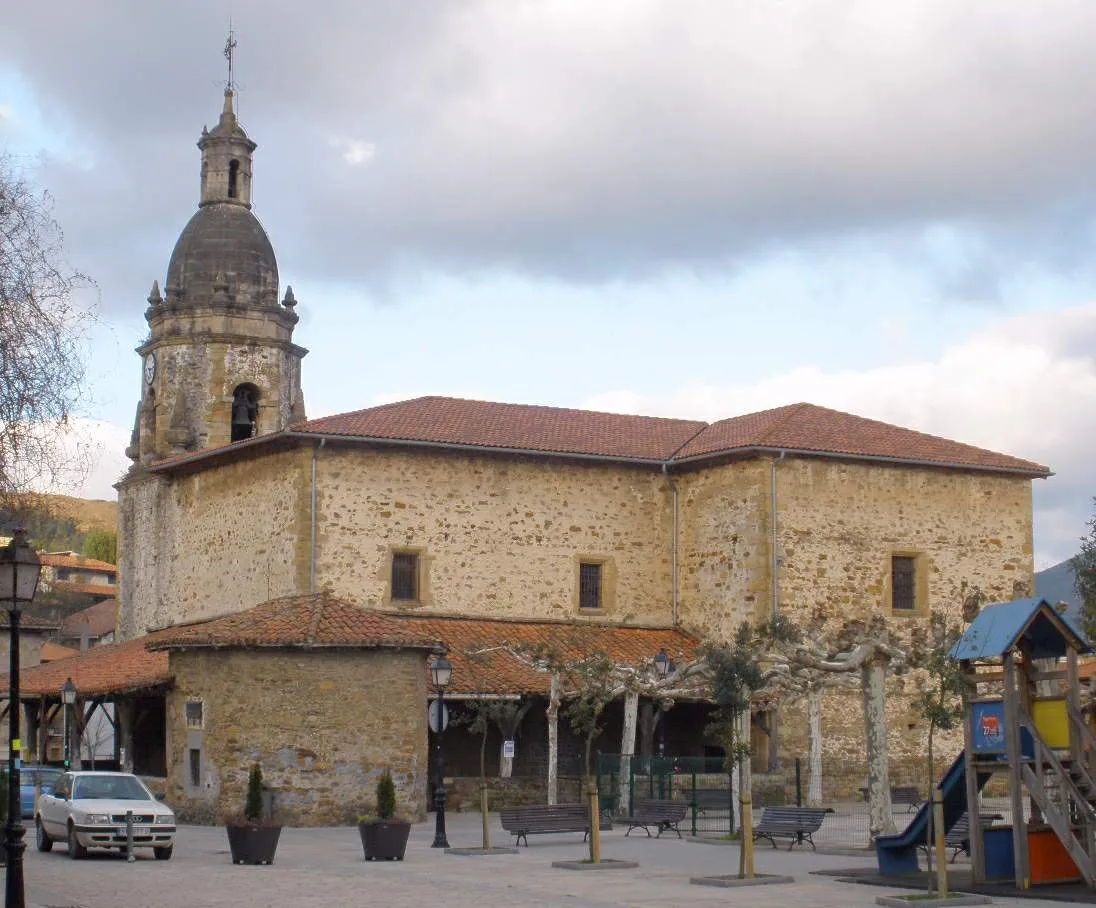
[674,402,1047,473]
[39,641,80,662]
[149,396,1048,477]
[2,635,170,698]
[392,613,700,696]
[148,593,445,652]
[48,580,118,598]
[60,599,117,640]
[294,396,706,461]
[40,553,117,573]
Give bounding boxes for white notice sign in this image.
[503,740,516,759]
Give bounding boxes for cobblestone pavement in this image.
[11,814,1083,908]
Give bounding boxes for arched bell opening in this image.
[231,383,259,442]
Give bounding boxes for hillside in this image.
[41,494,118,534]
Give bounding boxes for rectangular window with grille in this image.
[189,748,201,787]
[392,552,419,601]
[892,556,916,611]
[185,700,204,728]
[579,562,602,610]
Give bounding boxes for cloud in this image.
[328,136,376,166]
[5,1,1096,308]
[582,302,1096,568]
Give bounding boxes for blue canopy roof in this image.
[949,597,1089,662]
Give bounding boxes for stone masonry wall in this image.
[314,446,675,623]
[769,457,1033,772]
[166,648,428,826]
[117,449,310,640]
[676,459,773,640]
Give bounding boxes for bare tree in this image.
[0,155,93,500]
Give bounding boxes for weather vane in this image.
[224,21,238,93]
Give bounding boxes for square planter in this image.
[226,823,282,865]
[359,821,411,861]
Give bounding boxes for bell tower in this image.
[126,53,307,465]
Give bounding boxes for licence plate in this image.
[133,826,150,836]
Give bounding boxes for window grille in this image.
[189,749,201,787]
[185,700,204,729]
[892,556,916,610]
[579,562,602,610]
[392,552,418,601]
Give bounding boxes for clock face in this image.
[143,353,157,386]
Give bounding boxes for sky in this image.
[1,1,1095,569]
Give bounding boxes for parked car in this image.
[35,771,175,860]
[20,766,61,819]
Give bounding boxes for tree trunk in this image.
[619,691,639,815]
[736,709,752,834]
[807,686,823,806]
[862,657,896,840]
[925,724,936,888]
[547,675,559,805]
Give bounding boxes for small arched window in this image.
[231,384,259,442]
[228,159,240,199]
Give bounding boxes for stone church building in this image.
[13,86,1048,824]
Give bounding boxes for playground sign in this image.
[971,700,1007,754]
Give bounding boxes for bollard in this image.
[126,809,135,862]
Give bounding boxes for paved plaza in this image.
[12,813,1082,908]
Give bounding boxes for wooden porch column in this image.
[117,699,135,773]
[24,700,40,765]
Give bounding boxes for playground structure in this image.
[876,597,1094,889]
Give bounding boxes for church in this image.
[12,85,1048,825]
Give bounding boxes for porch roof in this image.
[390,613,702,696]
[0,635,171,699]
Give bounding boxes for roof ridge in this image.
[754,402,811,446]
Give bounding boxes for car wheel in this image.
[35,819,52,853]
[153,845,173,861]
[67,824,87,860]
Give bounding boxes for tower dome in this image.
[165,204,279,306]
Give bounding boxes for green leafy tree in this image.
[1075,498,1096,640]
[82,529,117,564]
[455,697,524,849]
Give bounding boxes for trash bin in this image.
[983,826,1015,881]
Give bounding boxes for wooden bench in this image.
[619,799,688,838]
[752,806,827,850]
[919,811,1002,862]
[859,785,923,812]
[499,804,612,847]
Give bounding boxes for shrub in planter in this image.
[225,762,282,866]
[359,770,411,861]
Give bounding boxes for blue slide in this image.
[874,751,991,875]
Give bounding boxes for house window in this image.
[579,562,602,610]
[391,552,419,602]
[185,700,204,729]
[892,556,916,611]
[189,748,201,787]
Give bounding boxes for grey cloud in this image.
[6,0,1096,311]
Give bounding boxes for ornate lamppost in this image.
[60,678,77,770]
[430,654,452,848]
[1,530,42,908]
[654,648,670,756]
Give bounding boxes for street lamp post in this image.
[1,530,42,908]
[60,678,77,770]
[654,649,670,757]
[430,654,452,849]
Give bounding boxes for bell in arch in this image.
[231,385,259,442]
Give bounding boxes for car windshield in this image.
[24,770,60,789]
[72,776,150,801]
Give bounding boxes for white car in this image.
[35,771,176,860]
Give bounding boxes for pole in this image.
[431,687,449,848]
[932,789,947,897]
[795,758,802,807]
[6,604,26,908]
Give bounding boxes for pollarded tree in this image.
[0,155,93,501]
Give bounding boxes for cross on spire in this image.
[224,22,238,93]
